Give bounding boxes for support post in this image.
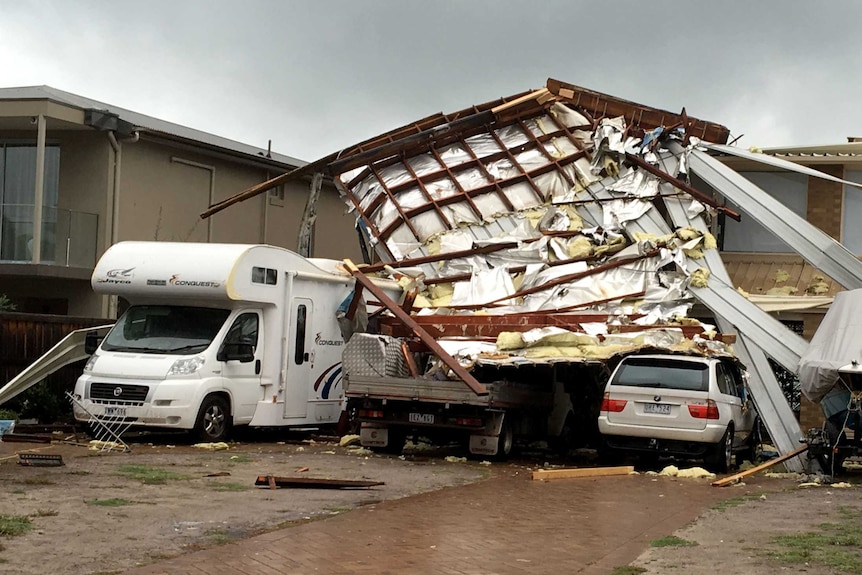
[297,172,323,257]
[32,114,46,263]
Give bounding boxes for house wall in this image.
[807,164,843,241]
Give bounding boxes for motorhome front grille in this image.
[90,383,149,403]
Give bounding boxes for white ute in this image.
[73,241,398,441]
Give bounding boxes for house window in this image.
[268,185,285,207]
[842,170,862,254]
[719,172,807,253]
[0,144,60,262]
[251,266,278,285]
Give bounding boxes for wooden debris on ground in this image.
[712,444,809,487]
[255,475,384,490]
[532,466,635,481]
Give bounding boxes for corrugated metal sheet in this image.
[721,252,844,297]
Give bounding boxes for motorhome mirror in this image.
[84,331,103,355]
[217,342,255,363]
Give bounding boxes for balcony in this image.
[0,205,98,268]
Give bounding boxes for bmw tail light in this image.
[600,392,627,413]
[688,399,720,419]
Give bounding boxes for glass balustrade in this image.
[0,204,98,267]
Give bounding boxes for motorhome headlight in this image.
[168,356,205,376]
[83,354,98,373]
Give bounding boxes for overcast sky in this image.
[2,1,860,162]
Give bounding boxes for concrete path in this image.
[125,468,745,575]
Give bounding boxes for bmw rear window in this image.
[612,358,709,391]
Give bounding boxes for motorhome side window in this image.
[224,313,259,349]
[252,266,278,285]
[294,305,307,364]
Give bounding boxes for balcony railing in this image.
[0,205,98,268]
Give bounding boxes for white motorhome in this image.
[72,241,398,441]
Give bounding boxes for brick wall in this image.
[806,164,844,239]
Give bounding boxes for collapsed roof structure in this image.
[207,79,862,471]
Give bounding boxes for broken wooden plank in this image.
[712,444,809,487]
[255,475,384,489]
[343,259,488,396]
[1,433,53,444]
[532,466,634,481]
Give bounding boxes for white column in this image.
[32,114,46,264]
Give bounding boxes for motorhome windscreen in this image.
[102,305,231,354]
[612,358,709,392]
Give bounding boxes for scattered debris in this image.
[88,439,127,452]
[712,444,809,487]
[658,465,715,479]
[831,482,854,488]
[18,453,64,467]
[192,442,229,451]
[296,466,309,473]
[444,456,467,463]
[532,466,634,481]
[1,433,52,444]
[254,475,384,489]
[348,447,373,456]
[339,434,361,447]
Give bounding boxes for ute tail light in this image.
[600,392,627,413]
[358,409,384,419]
[688,399,720,420]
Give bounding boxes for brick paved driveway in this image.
[125,467,756,575]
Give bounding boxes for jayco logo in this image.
[314,333,343,347]
[96,267,135,284]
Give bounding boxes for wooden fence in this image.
[0,312,109,393]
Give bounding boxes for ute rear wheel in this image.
[194,395,231,442]
[490,417,514,461]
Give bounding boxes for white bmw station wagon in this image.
[597,354,759,472]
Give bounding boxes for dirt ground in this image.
[1,430,859,575]
[0,432,487,575]
[632,484,862,575]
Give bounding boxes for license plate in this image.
[104,406,127,417]
[409,412,434,424]
[643,403,671,415]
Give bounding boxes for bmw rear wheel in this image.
[706,425,734,473]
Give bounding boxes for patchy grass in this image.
[210,482,250,492]
[87,498,134,507]
[66,470,91,476]
[31,509,58,517]
[611,567,646,575]
[116,465,191,484]
[711,491,767,512]
[650,536,698,548]
[0,514,32,536]
[22,477,55,486]
[206,528,231,545]
[768,506,862,573]
[325,506,352,514]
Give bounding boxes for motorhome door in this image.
[284,297,312,418]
